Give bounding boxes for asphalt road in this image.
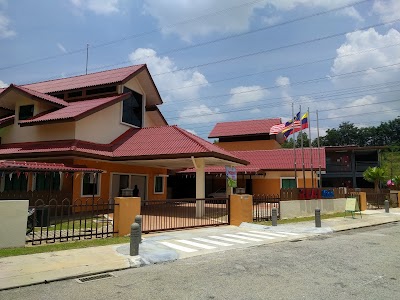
[2,222,400,300]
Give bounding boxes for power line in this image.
[0,0,370,73]
[160,61,400,107]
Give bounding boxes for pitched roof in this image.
[22,65,145,93]
[0,126,248,165]
[208,118,282,138]
[1,84,69,108]
[19,93,130,126]
[112,126,245,162]
[0,115,14,128]
[181,148,326,173]
[0,160,101,173]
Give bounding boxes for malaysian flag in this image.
[269,123,285,135]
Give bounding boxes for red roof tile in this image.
[208,118,282,138]
[112,126,246,162]
[0,126,248,165]
[0,160,101,173]
[19,93,130,126]
[1,84,69,107]
[14,85,69,107]
[181,148,326,173]
[22,65,145,93]
[0,115,14,128]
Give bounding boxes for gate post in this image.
[229,194,253,226]
[114,197,141,236]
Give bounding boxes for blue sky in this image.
[1,0,400,140]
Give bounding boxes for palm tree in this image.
[363,167,386,192]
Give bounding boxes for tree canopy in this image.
[318,117,400,147]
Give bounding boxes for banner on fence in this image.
[225,166,237,188]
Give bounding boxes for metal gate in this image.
[253,194,280,221]
[141,198,229,233]
[26,198,118,245]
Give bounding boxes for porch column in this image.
[192,157,205,218]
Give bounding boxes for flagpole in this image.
[292,103,297,187]
[316,110,322,188]
[308,107,314,188]
[300,105,306,188]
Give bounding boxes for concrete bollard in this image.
[384,200,390,213]
[271,208,277,226]
[130,223,140,256]
[315,208,321,228]
[135,215,142,243]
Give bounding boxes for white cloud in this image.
[185,129,198,136]
[250,108,261,114]
[70,0,120,15]
[0,80,8,88]
[143,0,267,41]
[262,15,282,26]
[178,104,225,125]
[129,48,208,102]
[143,0,360,40]
[275,76,290,87]
[227,86,268,108]
[373,0,400,23]
[0,12,15,38]
[338,6,364,22]
[57,43,67,53]
[331,28,400,86]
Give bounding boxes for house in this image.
[177,118,325,196]
[0,65,247,204]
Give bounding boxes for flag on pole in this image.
[269,123,286,135]
[282,112,309,139]
[300,112,309,129]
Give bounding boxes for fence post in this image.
[135,215,142,243]
[130,223,140,256]
[384,199,390,213]
[315,208,321,228]
[271,208,277,226]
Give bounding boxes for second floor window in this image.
[19,105,34,120]
[122,87,143,127]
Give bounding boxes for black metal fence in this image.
[141,198,229,233]
[253,194,280,222]
[366,192,396,209]
[26,198,118,245]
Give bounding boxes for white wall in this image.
[75,102,130,144]
[0,200,29,248]
[1,96,75,144]
[280,198,347,219]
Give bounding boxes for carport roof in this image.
[0,126,249,169]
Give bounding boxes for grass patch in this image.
[254,212,347,226]
[0,236,130,258]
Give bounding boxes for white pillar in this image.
[192,157,205,218]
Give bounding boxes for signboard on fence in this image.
[225,166,237,188]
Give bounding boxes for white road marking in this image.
[236,232,275,239]
[176,240,216,249]
[159,241,198,253]
[192,237,233,246]
[276,232,300,236]
[223,234,263,242]
[209,235,248,244]
[249,231,288,237]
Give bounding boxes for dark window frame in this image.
[121,87,143,128]
[18,105,34,120]
[81,173,100,196]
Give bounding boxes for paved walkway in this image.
[1,208,399,291]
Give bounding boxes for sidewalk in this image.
[1,209,399,291]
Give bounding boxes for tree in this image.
[363,167,386,192]
[281,132,311,148]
